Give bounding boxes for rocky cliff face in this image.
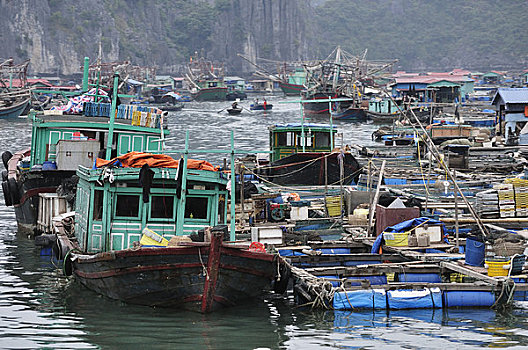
[0,0,310,75]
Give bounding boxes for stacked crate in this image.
[475,189,499,218]
[505,178,528,217]
[495,183,515,217]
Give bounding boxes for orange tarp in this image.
[95,152,217,171]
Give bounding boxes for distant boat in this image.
[279,67,306,96]
[186,55,228,102]
[250,102,273,111]
[0,96,30,118]
[0,89,31,118]
[226,106,242,115]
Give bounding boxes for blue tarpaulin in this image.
[371,217,447,254]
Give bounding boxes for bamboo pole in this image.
[230,131,236,240]
[383,89,489,237]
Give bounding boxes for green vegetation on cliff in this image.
[313,0,528,70]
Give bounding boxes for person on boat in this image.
[255,98,259,106]
[232,101,238,109]
[263,98,267,110]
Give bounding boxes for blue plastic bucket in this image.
[42,161,57,170]
[465,236,485,267]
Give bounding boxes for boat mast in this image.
[82,57,89,92]
[105,73,119,160]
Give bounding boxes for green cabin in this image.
[29,110,167,169]
[368,97,400,114]
[288,68,306,86]
[75,164,228,253]
[269,124,337,162]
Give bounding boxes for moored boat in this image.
[2,69,168,235]
[257,123,362,186]
[0,93,31,119]
[56,151,286,313]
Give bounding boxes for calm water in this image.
[0,96,528,349]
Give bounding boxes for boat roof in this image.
[271,123,337,131]
[77,163,227,185]
[33,113,168,133]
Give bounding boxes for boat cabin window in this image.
[93,190,104,220]
[275,132,296,147]
[208,82,217,88]
[314,132,331,148]
[297,133,313,147]
[150,195,175,219]
[185,197,208,219]
[115,194,140,218]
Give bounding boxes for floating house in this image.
[390,70,474,103]
[522,70,528,86]
[491,88,528,145]
[482,71,505,85]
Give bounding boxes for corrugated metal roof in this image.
[492,88,528,105]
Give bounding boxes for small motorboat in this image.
[250,102,273,111]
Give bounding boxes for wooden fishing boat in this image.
[226,107,242,115]
[0,96,30,118]
[56,152,285,313]
[279,67,306,96]
[191,84,228,102]
[1,67,168,235]
[332,106,367,121]
[186,55,228,102]
[279,81,304,96]
[257,124,362,186]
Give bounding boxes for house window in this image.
[115,194,140,218]
[151,195,174,219]
[93,190,104,220]
[185,197,208,219]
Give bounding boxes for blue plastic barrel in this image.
[465,236,485,267]
[444,291,494,307]
[397,273,442,283]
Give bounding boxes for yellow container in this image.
[383,231,409,247]
[140,228,169,247]
[485,258,511,277]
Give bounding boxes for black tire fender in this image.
[7,178,20,205]
[273,261,291,294]
[2,181,12,206]
[63,251,73,276]
[1,151,12,170]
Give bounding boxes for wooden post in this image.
[454,171,459,250]
[240,163,245,226]
[201,231,222,313]
[368,160,386,237]
[176,132,189,235]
